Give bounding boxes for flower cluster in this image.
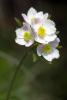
[15,7,60,62]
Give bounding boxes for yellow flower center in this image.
[37,26,46,38]
[24,31,32,41]
[43,44,52,54]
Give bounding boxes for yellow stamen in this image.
[24,31,32,41]
[37,26,46,38]
[43,44,52,54]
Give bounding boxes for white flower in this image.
[37,38,60,62]
[22,7,57,44]
[32,18,57,44]
[22,7,48,25]
[15,23,34,47]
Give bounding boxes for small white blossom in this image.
[32,19,57,44]
[37,38,60,62]
[15,23,34,47]
[15,7,61,62]
[22,7,48,25]
[22,7,57,44]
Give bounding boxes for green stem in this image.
[6,51,28,100]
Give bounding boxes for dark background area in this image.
[0,0,67,100]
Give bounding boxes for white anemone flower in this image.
[15,23,34,47]
[37,38,60,62]
[32,18,57,44]
[22,7,48,25]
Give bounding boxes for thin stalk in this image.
[6,51,28,100]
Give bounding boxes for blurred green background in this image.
[0,0,67,100]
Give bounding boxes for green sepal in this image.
[32,53,38,62]
[14,17,22,27]
[57,45,62,49]
[56,31,60,35]
[48,14,51,19]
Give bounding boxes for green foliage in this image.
[0,50,67,100]
[0,20,66,100]
[0,30,66,100]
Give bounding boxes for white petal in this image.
[45,26,56,35]
[44,19,55,26]
[35,35,46,44]
[35,34,57,44]
[42,49,60,62]
[32,24,40,31]
[35,11,43,19]
[22,14,29,23]
[23,22,31,31]
[44,13,48,20]
[44,35,57,43]
[44,19,56,35]
[15,28,24,38]
[50,38,60,48]
[25,40,34,47]
[27,7,37,17]
[15,38,25,45]
[37,45,43,56]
